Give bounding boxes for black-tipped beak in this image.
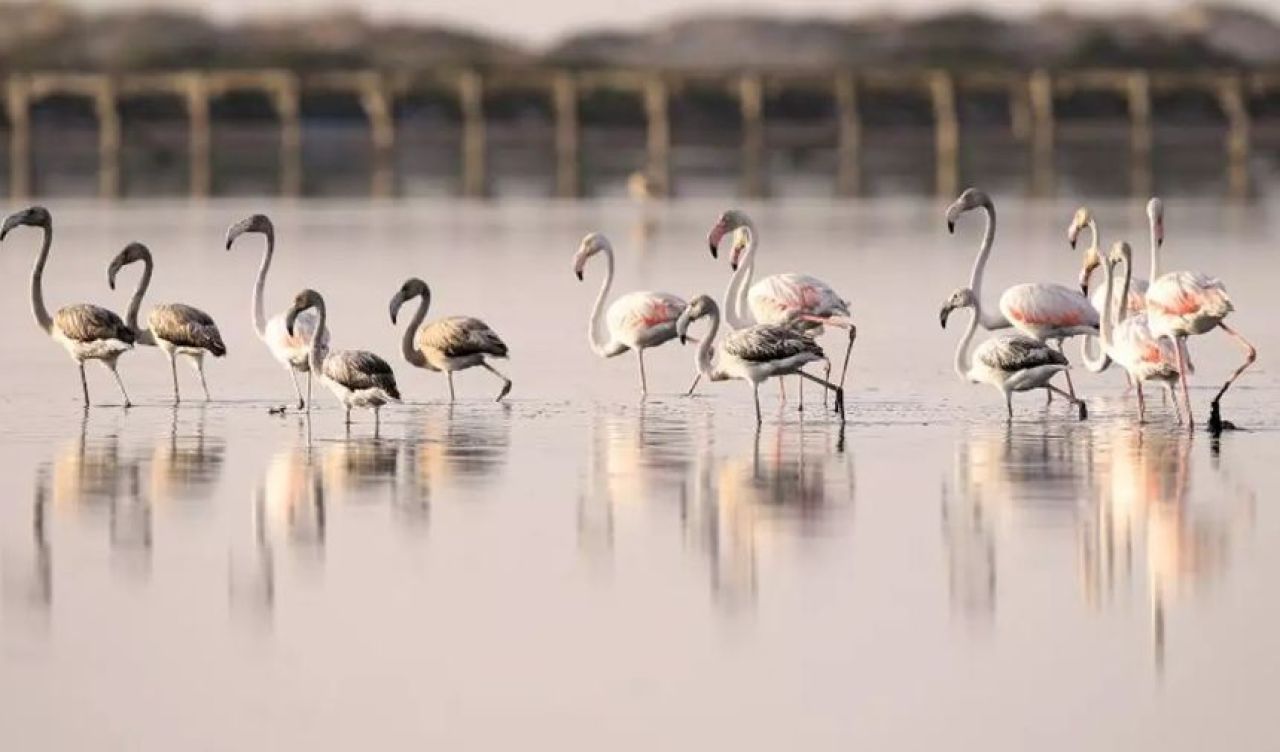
[1070,238,1077,250]
[729,261,738,272]
[947,221,955,234]
[575,270,583,281]
[709,242,718,259]
[224,238,233,250]
[679,334,688,345]
[939,306,952,329]
[1079,283,1089,296]
[108,277,116,291]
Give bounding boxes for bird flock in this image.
[0,189,1255,433]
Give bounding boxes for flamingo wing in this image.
[723,325,824,363]
[1000,283,1098,330]
[417,316,508,358]
[55,304,135,345]
[323,350,400,399]
[1146,271,1232,321]
[148,303,227,356]
[607,291,686,336]
[975,335,1068,373]
[748,273,850,325]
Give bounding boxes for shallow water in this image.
[1,196,1277,749]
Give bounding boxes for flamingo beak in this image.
[939,305,953,329]
[708,225,727,258]
[946,220,955,234]
[575,270,583,281]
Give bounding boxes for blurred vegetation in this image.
[0,2,1275,72]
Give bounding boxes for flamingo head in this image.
[938,287,977,329]
[1146,197,1164,248]
[677,294,717,345]
[285,289,323,337]
[729,228,752,271]
[1067,206,1094,250]
[708,209,750,260]
[1,205,51,240]
[1107,240,1133,271]
[573,232,611,281]
[390,278,429,325]
[225,213,274,250]
[944,187,990,233]
[107,242,151,291]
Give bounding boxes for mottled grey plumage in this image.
[977,335,1068,373]
[417,316,508,359]
[55,304,135,345]
[723,324,823,363]
[148,303,227,356]
[323,350,401,399]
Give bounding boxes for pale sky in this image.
[72,0,1275,45]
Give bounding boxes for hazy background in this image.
[66,0,1280,44]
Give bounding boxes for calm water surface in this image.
[1,197,1277,749]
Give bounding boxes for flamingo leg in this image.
[345,406,352,425]
[1170,335,1193,429]
[1167,383,1182,424]
[78,362,90,406]
[797,374,804,412]
[289,368,305,410]
[797,371,845,422]
[189,355,210,402]
[1055,341,1078,399]
[105,361,132,408]
[779,378,786,404]
[637,349,648,396]
[835,323,857,394]
[685,373,702,396]
[1005,390,1014,420]
[306,371,313,410]
[480,361,512,401]
[167,351,180,404]
[1045,384,1087,420]
[753,384,762,425]
[1135,380,1146,423]
[1209,322,1257,433]
[447,372,456,402]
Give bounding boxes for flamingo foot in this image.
[496,382,512,402]
[1077,401,1088,421]
[1207,400,1238,436]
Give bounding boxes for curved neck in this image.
[252,233,274,339]
[309,301,328,373]
[586,247,615,356]
[726,223,758,327]
[1115,254,1133,327]
[401,293,429,368]
[967,201,1005,330]
[953,308,978,379]
[1099,258,1119,349]
[126,255,155,344]
[29,223,53,333]
[1148,214,1160,282]
[695,308,722,380]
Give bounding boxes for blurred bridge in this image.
[5,67,1278,199]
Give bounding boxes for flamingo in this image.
[707,209,855,404]
[573,232,689,396]
[389,277,512,402]
[939,287,1087,420]
[225,214,330,410]
[1142,198,1255,432]
[284,289,400,428]
[1082,241,1181,423]
[107,242,227,403]
[1070,206,1148,314]
[946,188,1098,399]
[1,206,135,407]
[675,294,846,425]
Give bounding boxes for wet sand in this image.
[0,196,1277,749]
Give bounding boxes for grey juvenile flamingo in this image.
[108,242,227,403]
[2,206,135,407]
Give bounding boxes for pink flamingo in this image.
[1082,241,1182,423]
[573,232,688,396]
[946,188,1098,399]
[706,209,855,405]
[1142,198,1255,432]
